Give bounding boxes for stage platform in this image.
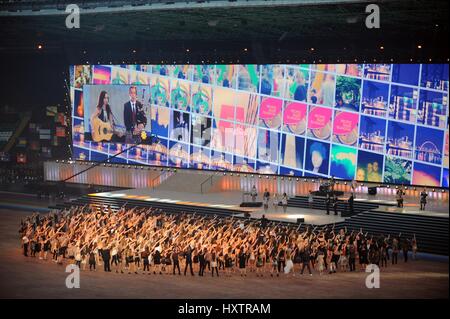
[91,188,346,225]
[44,161,449,221]
[92,184,448,225]
[91,186,442,224]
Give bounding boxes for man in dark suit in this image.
[123,86,144,143]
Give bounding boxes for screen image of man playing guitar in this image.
[90,90,125,142]
[124,86,148,144]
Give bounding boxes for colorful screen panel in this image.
[70,63,449,187]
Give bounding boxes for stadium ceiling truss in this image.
[0,0,448,62]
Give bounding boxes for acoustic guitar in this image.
[91,117,124,142]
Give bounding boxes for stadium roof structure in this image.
[0,0,448,64]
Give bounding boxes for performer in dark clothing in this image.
[172,248,181,275]
[141,249,150,272]
[300,247,312,275]
[325,195,331,215]
[396,189,405,208]
[184,246,195,276]
[420,189,428,211]
[198,249,206,276]
[348,243,356,271]
[123,86,145,144]
[238,249,247,276]
[333,197,338,216]
[101,247,111,272]
[402,239,410,263]
[260,215,268,229]
[348,194,354,215]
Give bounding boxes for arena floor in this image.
[0,208,448,299]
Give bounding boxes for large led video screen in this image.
[70,63,449,187]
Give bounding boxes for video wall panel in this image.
[70,63,449,187]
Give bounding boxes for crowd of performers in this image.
[20,205,418,277]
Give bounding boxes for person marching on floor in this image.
[327,246,335,273]
[277,248,286,277]
[238,246,247,277]
[125,246,134,274]
[230,249,237,276]
[43,236,51,261]
[88,247,96,271]
[183,245,195,276]
[164,251,172,275]
[172,247,181,275]
[160,250,166,274]
[51,236,58,262]
[111,244,119,273]
[348,241,356,272]
[30,238,37,257]
[412,235,418,260]
[284,247,295,276]
[101,244,111,272]
[380,240,388,268]
[204,248,212,272]
[256,248,265,277]
[402,237,410,263]
[309,243,317,269]
[38,236,45,260]
[248,248,256,273]
[339,243,349,272]
[358,237,368,271]
[192,248,199,273]
[316,250,325,275]
[270,249,278,277]
[224,250,233,277]
[74,245,82,269]
[22,234,29,257]
[81,245,89,270]
[211,251,219,277]
[198,248,206,276]
[141,247,150,274]
[300,245,313,276]
[218,249,225,271]
[260,214,268,229]
[153,246,162,275]
[331,244,340,274]
[133,245,141,274]
[392,236,399,265]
